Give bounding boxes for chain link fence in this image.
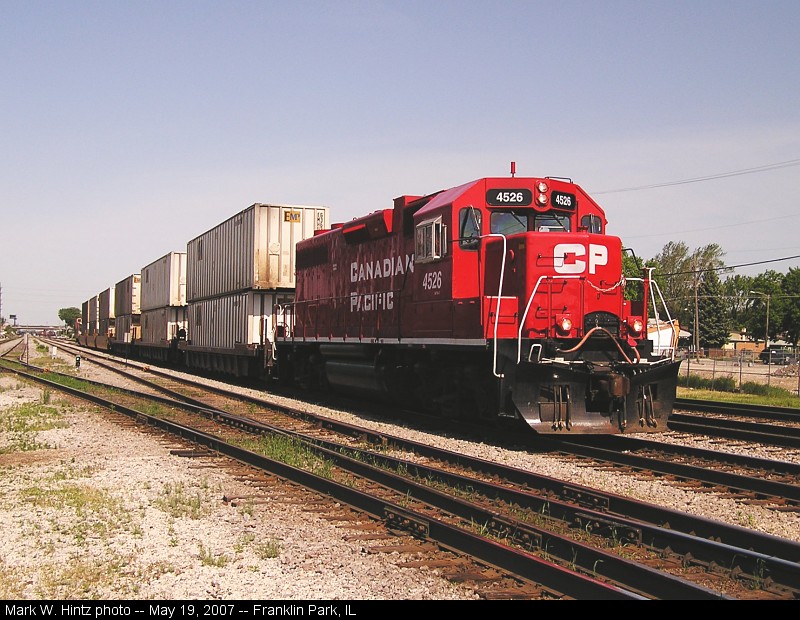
[680,349,800,397]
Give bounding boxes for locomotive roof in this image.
[413,178,482,218]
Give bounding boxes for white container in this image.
[140,306,187,346]
[99,287,116,321]
[115,274,141,316]
[184,290,293,350]
[141,252,187,311]
[186,203,329,302]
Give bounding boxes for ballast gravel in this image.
[1,343,799,600]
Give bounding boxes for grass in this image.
[198,544,229,567]
[677,368,800,408]
[677,384,800,408]
[253,539,282,560]
[154,481,210,519]
[20,484,134,545]
[233,434,335,479]
[0,401,68,453]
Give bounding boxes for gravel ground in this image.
[0,371,477,600]
[2,341,800,600]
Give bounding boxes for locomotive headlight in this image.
[537,181,548,193]
[556,315,573,334]
[536,193,548,206]
[628,317,644,334]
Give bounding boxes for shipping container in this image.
[115,274,141,316]
[99,287,116,321]
[113,314,141,344]
[140,306,187,346]
[141,252,187,311]
[99,318,115,338]
[181,290,293,377]
[81,300,90,335]
[88,296,99,335]
[186,203,329,302]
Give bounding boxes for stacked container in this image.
[87,296,99,335]
[114,274,141,344]
[98,287,116,338]
[80,300,90,337]
[182,202,328,377]
[138,251,187,362]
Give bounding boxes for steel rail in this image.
[4,363,642,600]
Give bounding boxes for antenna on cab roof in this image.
[510,161,516,177]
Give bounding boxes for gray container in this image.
[186,203,329,302]
[81,300,90,334]
[115,274,141,316]
[184,290,293,351]
[99,287,116,321]
[88,296,99,334]
[114,314,141,344]
[141,252,187,311]
[140,306,187,346]
[99,318,115,338]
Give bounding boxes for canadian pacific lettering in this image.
[350,254,414,283]
[350,291,393,312]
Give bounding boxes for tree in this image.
[721,274,754,330]
[746,271,784,345]
[697,270,730,348]
[622,249,645,301]
[650,242,727,350]
[58,307,81,329]
[779,267,800,345]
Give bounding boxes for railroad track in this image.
[43,340,800,511]
[7,342,800,598]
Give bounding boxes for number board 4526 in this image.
[486,188,533,206]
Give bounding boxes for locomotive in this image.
[274,171,681,434]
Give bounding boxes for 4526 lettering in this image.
[422,271,442,290]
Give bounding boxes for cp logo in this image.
[554,243,608,275]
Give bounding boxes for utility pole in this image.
[749,290,770,348]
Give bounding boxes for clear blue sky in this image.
[2,1,799,325]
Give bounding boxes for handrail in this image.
[517,275,581,363]
[628,271,678,361]
[481,233,508,378]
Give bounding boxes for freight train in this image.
[76,168,682,435]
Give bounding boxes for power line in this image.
[659,254,800,277]
[624,212,800,240]
[593,158,800,195]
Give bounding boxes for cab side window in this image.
[458,208,481,250]
[415,216,446,263]
[580,215,603,234]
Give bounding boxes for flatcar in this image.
[274,170,681,434]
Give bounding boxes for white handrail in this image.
[481,233,508,378]
[517,275,581,363]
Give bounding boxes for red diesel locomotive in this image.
[275,171,682,434]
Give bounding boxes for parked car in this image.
[759,346,798,365]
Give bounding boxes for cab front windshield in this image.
[490,211,571,235]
